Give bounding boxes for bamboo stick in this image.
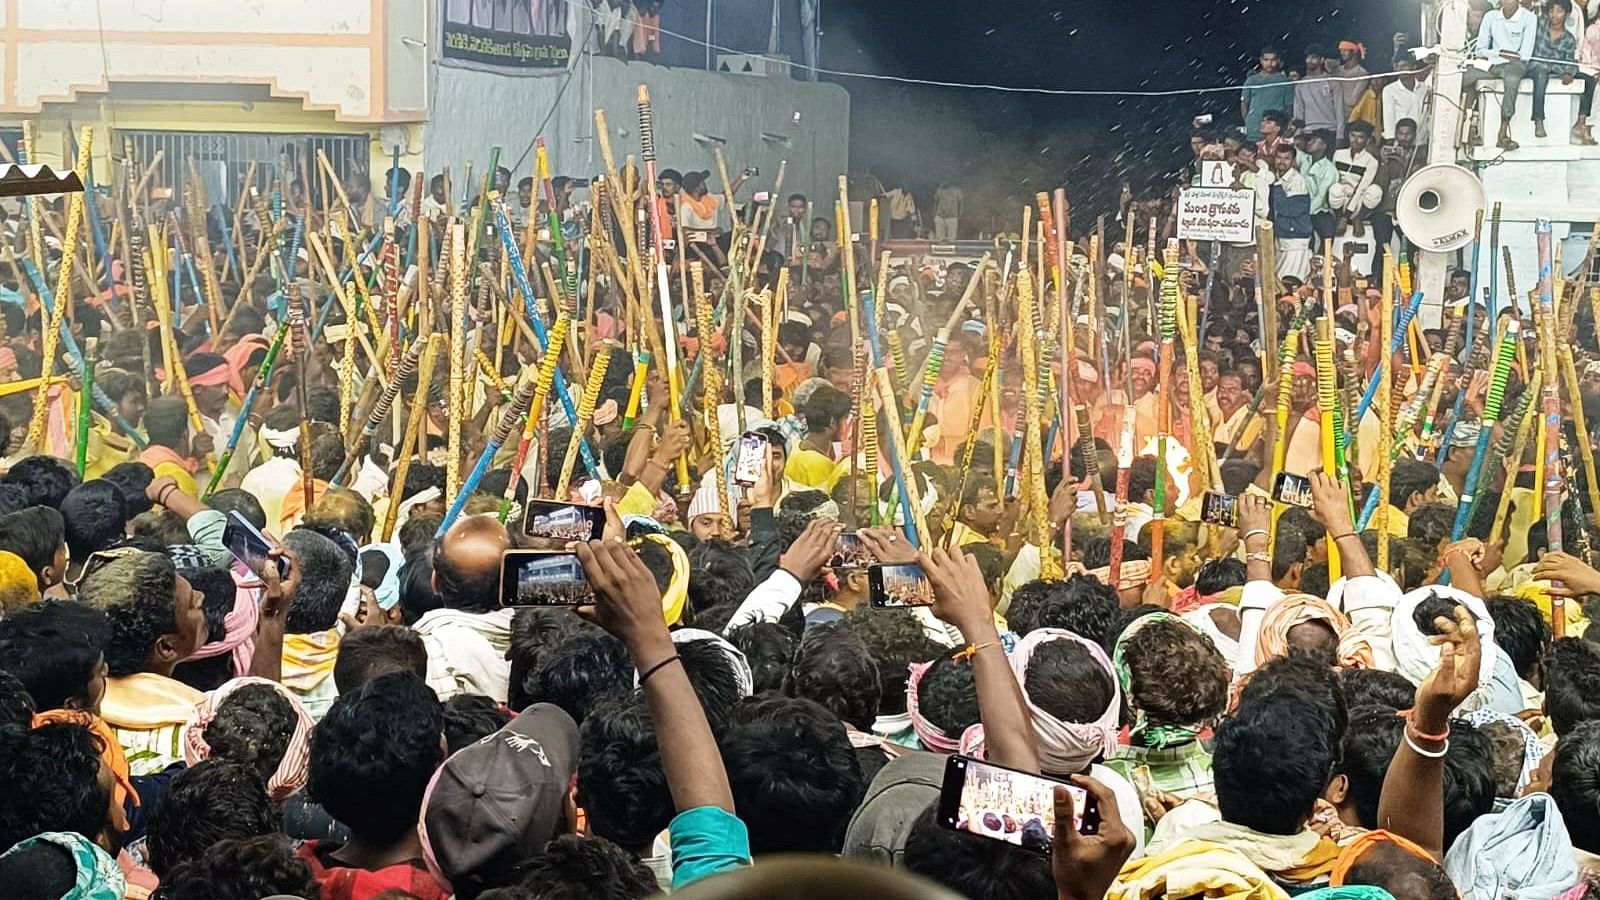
[1376,253,1395,568]
[447,222,467,501]
[381,334,443,541]
[25,126,93,451]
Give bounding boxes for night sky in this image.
[822,0,1416,232]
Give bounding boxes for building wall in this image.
[425,54,849,209]
[0,0,429,186]
[0,0,426,123]
[1458,83,1598,313]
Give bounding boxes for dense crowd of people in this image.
[2,18,1600,894]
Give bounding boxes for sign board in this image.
[1177,188,1255,243]
[442,1,571,68]
[1199,160,1236,189]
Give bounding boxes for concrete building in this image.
[0,0,846,208]
[1419,0,1598,316]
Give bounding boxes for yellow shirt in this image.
[786,446,846,492]
[137,445,198,497]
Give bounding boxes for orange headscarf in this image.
[1331,830,1439,884]
[1254,593,1376,669]
[32,709,139,833]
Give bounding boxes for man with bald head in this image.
[413,515,516,701]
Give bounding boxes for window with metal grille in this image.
[118,130,371,210]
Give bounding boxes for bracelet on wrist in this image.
[1329,531,1358,543]
[1402,711,1450,743]
[1241,528,1269,543]
[1403,730,1450,758]
[951,640,999,663]
[1246,551,1272,564]
[638,655,682,685]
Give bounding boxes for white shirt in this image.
[1477,6,1538,60]
[414,607,515,702]
[203,408,257,485]
[240,455,302,539]
[1382,79,1427,139]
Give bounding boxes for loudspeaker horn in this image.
[1395,164,1486,253]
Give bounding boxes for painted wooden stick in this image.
[438,363,542,538]
[499,317,571,523]
[25,126,92,451]
[855,344,878,526]
[1486,201,1503,327]
[332,340,423,487]
[381,335,444,540]
[1536,220,1566,631]
[555,342,615,500]
[1450,320,1521,540]
[875,367,927,547]
[1489,371,1541,546]
[635,86,690,495]
[75,338,95,478]
[203,321,289,499]
[944,348,998,543]
[447,222,467,501]
[1375,253,1395,567]
[1148,241,1179,584]
[491,201,598,478]
[1314,315,1342,580]
[1560,341,1600,527]
[286,283,317,511]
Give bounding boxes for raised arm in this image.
[922,546,1040,772]
[577,538,733,815]
[1376,604,1480,857]
[246,546,300,683]
[1308,469,1374,579]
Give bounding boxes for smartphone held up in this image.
[734,431,769,487]
[500,550,594,607]
[869,562,933,608]
[937,755,1098,853]
[521,499,605,543]
[223,511,289,580]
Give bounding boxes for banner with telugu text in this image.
[442,0,571,69]
[1177,188,1255,243]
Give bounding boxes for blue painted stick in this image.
[1344,290,1422,448]
[492,202,599,479]
[863,292,919,546]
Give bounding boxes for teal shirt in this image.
[669,806,751,890]
[1242,72,1294,141]
[1298,155,1337,215]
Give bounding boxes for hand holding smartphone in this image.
[223,511,289,580]
[828,532,876,569]
[869,562,934,608]
[734,431,769,487]
[938,755,1098,853]
[500,550,595,607]
[1199,492,1238,528]
[1272,472,1315,508]
[521,499,605,543]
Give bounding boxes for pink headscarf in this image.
[181,565,261,676]
[187,353,242,398]
[1007,629,1121,774]
[905,658,986,755]
[223,335,271,396]
[181,676,314,802]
